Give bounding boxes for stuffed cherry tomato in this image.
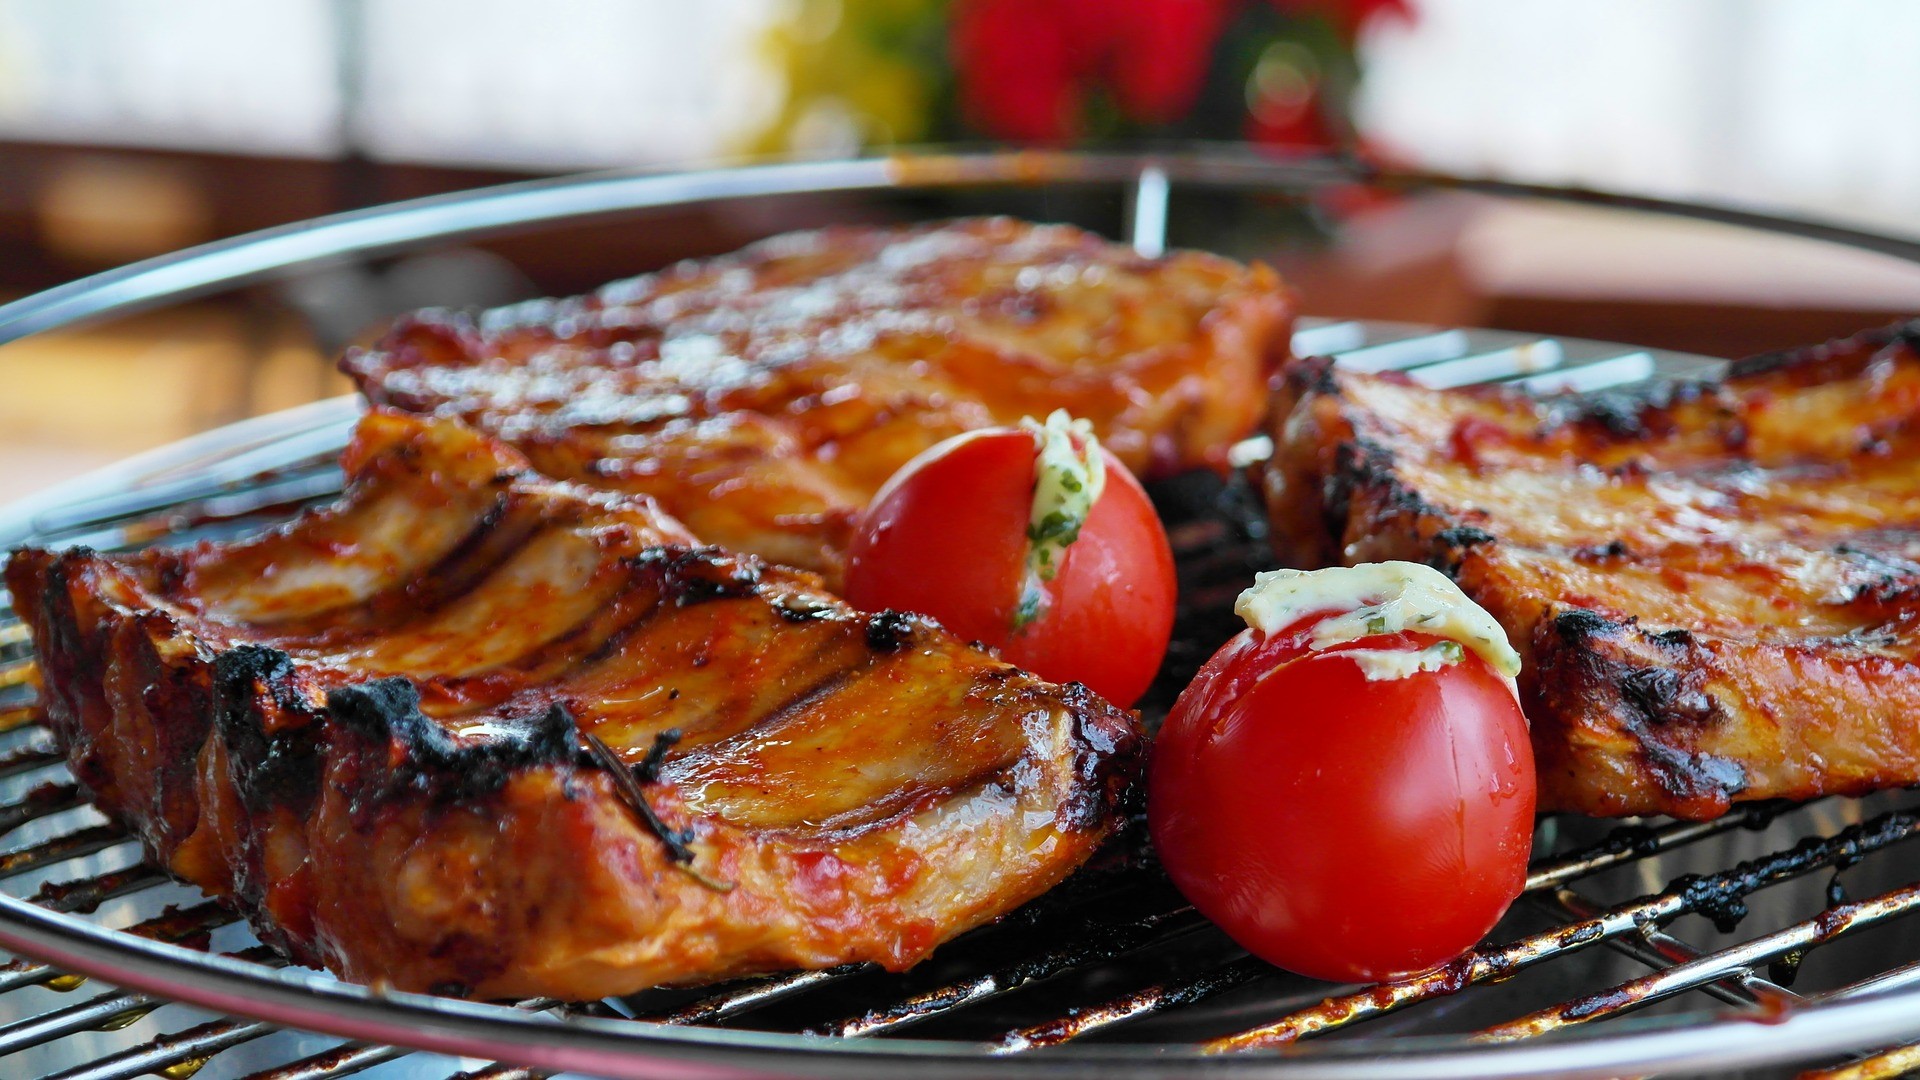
[1148,562,1535,983]
[845,411,1175,707]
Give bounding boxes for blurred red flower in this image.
[1274,0,1415,36]
[951,0,1085,143]
[952,0,1231,143]
[1107,0,1231,125]
[952,0,1412,145]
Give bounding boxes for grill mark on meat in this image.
[463,575,653,682]
[641,622,872,757]
[517,548,841,695]
[418,549,697,697]
[720,667,858,743]
[385,489,543,615]
[446,551,877,760]
[699,748,1033,840]
[679,614,1038,833]
[565,559,687,667]
[242,489,533,646]
[401,542,914,761]
[1550,379,1716,442]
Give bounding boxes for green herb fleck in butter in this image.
[1335,640,1468,681]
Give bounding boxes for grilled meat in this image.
[6,410,1142,999]
[1261,322,1920,819]
[343,218,1292,584]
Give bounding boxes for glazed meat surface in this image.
[1262,322,1920,819]
[6,411,1141,999]
[344,218,1292,584]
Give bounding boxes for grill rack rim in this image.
[9,859,1920,1080]
[3,147,1920,1078]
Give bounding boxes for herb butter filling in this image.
[1014,410,1106,629]
[1233,561,1522,682]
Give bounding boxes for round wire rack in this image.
[3,148,1920,1079]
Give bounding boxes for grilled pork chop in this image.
[6,410,1141,999]
[1262,322,1920,819]
[343,218,1292,584]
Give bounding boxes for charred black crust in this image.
[27,550,112,794]
[1055,682,1146,834]
[152,554,189,598]
[1553,607,1625,644]
[212,646,325,816]
[1726,319,1920,380]
[634,546,763,605]
[772,593,838,622]
[1556,380,1716,440]
[1549,610,1726,729]
[1330,442,1405,526]
[209,646,326,944]
[39,551,97,715]
[1326,431,1492,573]
[1575,539,1632,561]
[326,677,584,808]
[1570,391,1656,440]
[1433,526,1496,549]
[1529,319,1920,443]
[1830,542,1920,605]
[1286,353,1342,397]
[128,611,215,846]
[1639,742,1749,806]
[863,610,920,652]
[1618,667,1720,728]
[1533,372,1743,445]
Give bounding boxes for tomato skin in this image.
[1148,621,1536,983]
[844,428,1176,707]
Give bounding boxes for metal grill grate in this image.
[8,319,1920,1078]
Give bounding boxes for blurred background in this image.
[3,0,1920,504]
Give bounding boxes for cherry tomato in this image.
[1148,615,1536,983]
[845,416,1176,707]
